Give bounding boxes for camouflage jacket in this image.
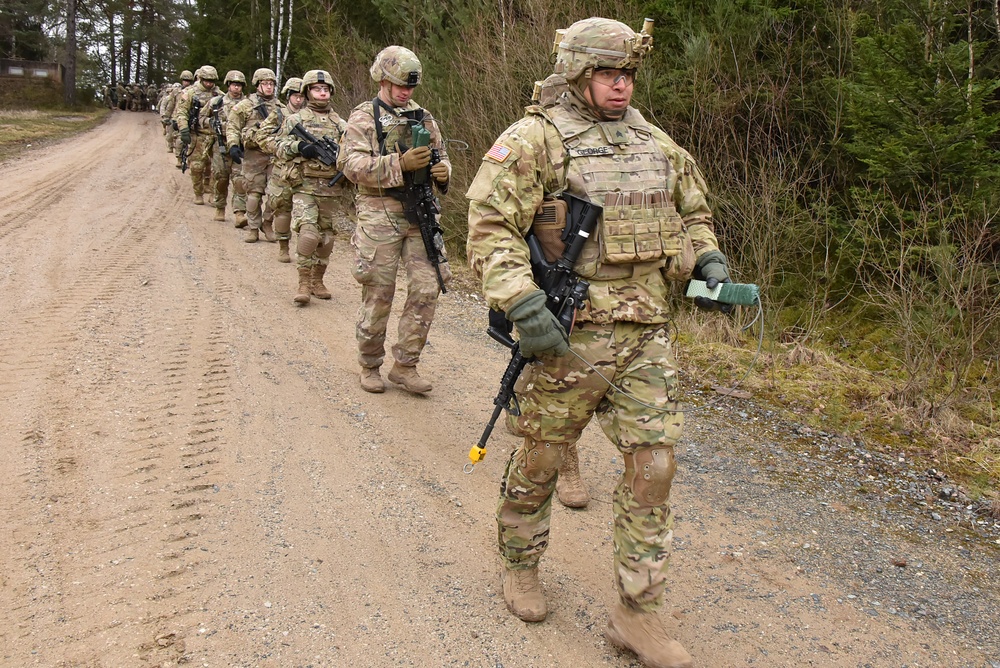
[466,99,720,325]
[339,97,451,214]
[227,93,279,151]
[251,101,293,157]
[174,81,220,134]
[275,105,351,197]
[205,92,243,146]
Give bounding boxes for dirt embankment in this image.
[1,112,997,667]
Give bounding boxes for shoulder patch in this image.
[485,144,513,163]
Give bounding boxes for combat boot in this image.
[501,566,547,622]
[262,220,277,242]
[277,239,291,263]
[556,444,590,508]
[213,208,225,222]
[359,367,385,393]
[310,264,331,299]
[294,267,311,305]
[606,602,692,668]
[234,212,248,229]
[244,228,259,243]
[193,193,204,205]
[387,363,432,394]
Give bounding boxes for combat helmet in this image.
[369,46,421,87]
[179,69,195,82]
[224,70,246,87]
[281,77,304,99]
[552,18,654,82]
[195,65,219,82]
[301,69,335,92]
[252,68,277,86]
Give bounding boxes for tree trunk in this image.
[64,0,77,106]
[279,0,293,83]
[107,8,117,84]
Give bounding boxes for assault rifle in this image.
[210,98,226,150]
[465,193,601,472]
[290,123,345,187]
[188,97,203,132]
[404,124,448,294]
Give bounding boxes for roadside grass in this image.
[676,308,1000,500]
[0,108,110,162]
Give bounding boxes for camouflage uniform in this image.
[163,73,193,159]
[253,77,305,262]
[207,73,245,216]
[466,17,722,617]
[275,75,351,278]
[174,67,221,202]
[340,46,452,380]
[227,69,280,238]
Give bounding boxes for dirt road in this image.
[1,112,997,667]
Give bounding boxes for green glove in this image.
[693,250,733,313]
[506,290,569,358]
[179,127,191,145]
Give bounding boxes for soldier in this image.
[163,72,194,161]
[175,66,221,205]
[274,70,352,304]
[116,81,127,110]
[467,17,734,668]
[253,76,307,263]
[339,46,451,395]
[101,84,112,109]
[227,67,280,242]
[207,71,246,222]
[146,83,158,111]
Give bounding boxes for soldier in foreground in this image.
[340,46,451,395]
[175,66,220,204]
[467,17,734,668]
[254,77,307,263]
[227,68,280,242]
[275,70,352,304]
[207,71,246,222]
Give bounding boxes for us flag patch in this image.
[485,144,513,163]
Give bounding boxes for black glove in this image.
[693,250,734,313]
[171,120,178,131]
[179,127,191,145]
[506,290,569,358]
[299,141,320,160]
[229,146,243,164]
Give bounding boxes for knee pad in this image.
[623,447,676,508]
[297,226,320,256]
[247,193,262,213]
[516,438,566,484]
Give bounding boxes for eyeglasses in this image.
[591,68,636,87]
[311,85,331,93]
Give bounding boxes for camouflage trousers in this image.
[187,133,214,197]
[498,320,682,612]
[237,149,273,230]
[291,192,346,269]
[351,209,451,369]
[230,162,246,214]
[209,149,236,210]
[266,177,293,241]
[164,122,175,151]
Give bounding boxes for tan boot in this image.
[244,227,259,243]
[606,602,692,668]
[310,264,331,299]
[193,193,204,205]
[262,220,277,242]
[556,444,590,508]
[213,208,225,221]
[233,212,248,229]
[501,566,547,622]
[277,239,291,263]
[359,367,385,393]
[294,267,311,305]
[387,363,432,394]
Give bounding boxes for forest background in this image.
[3,0,999,495]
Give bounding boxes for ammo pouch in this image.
[600,190,684,264]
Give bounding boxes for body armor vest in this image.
[292,107,345,180]
[242,93,279,149]
[533,102,686,281]
[356,99,429,199]
[188,84,218,134]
